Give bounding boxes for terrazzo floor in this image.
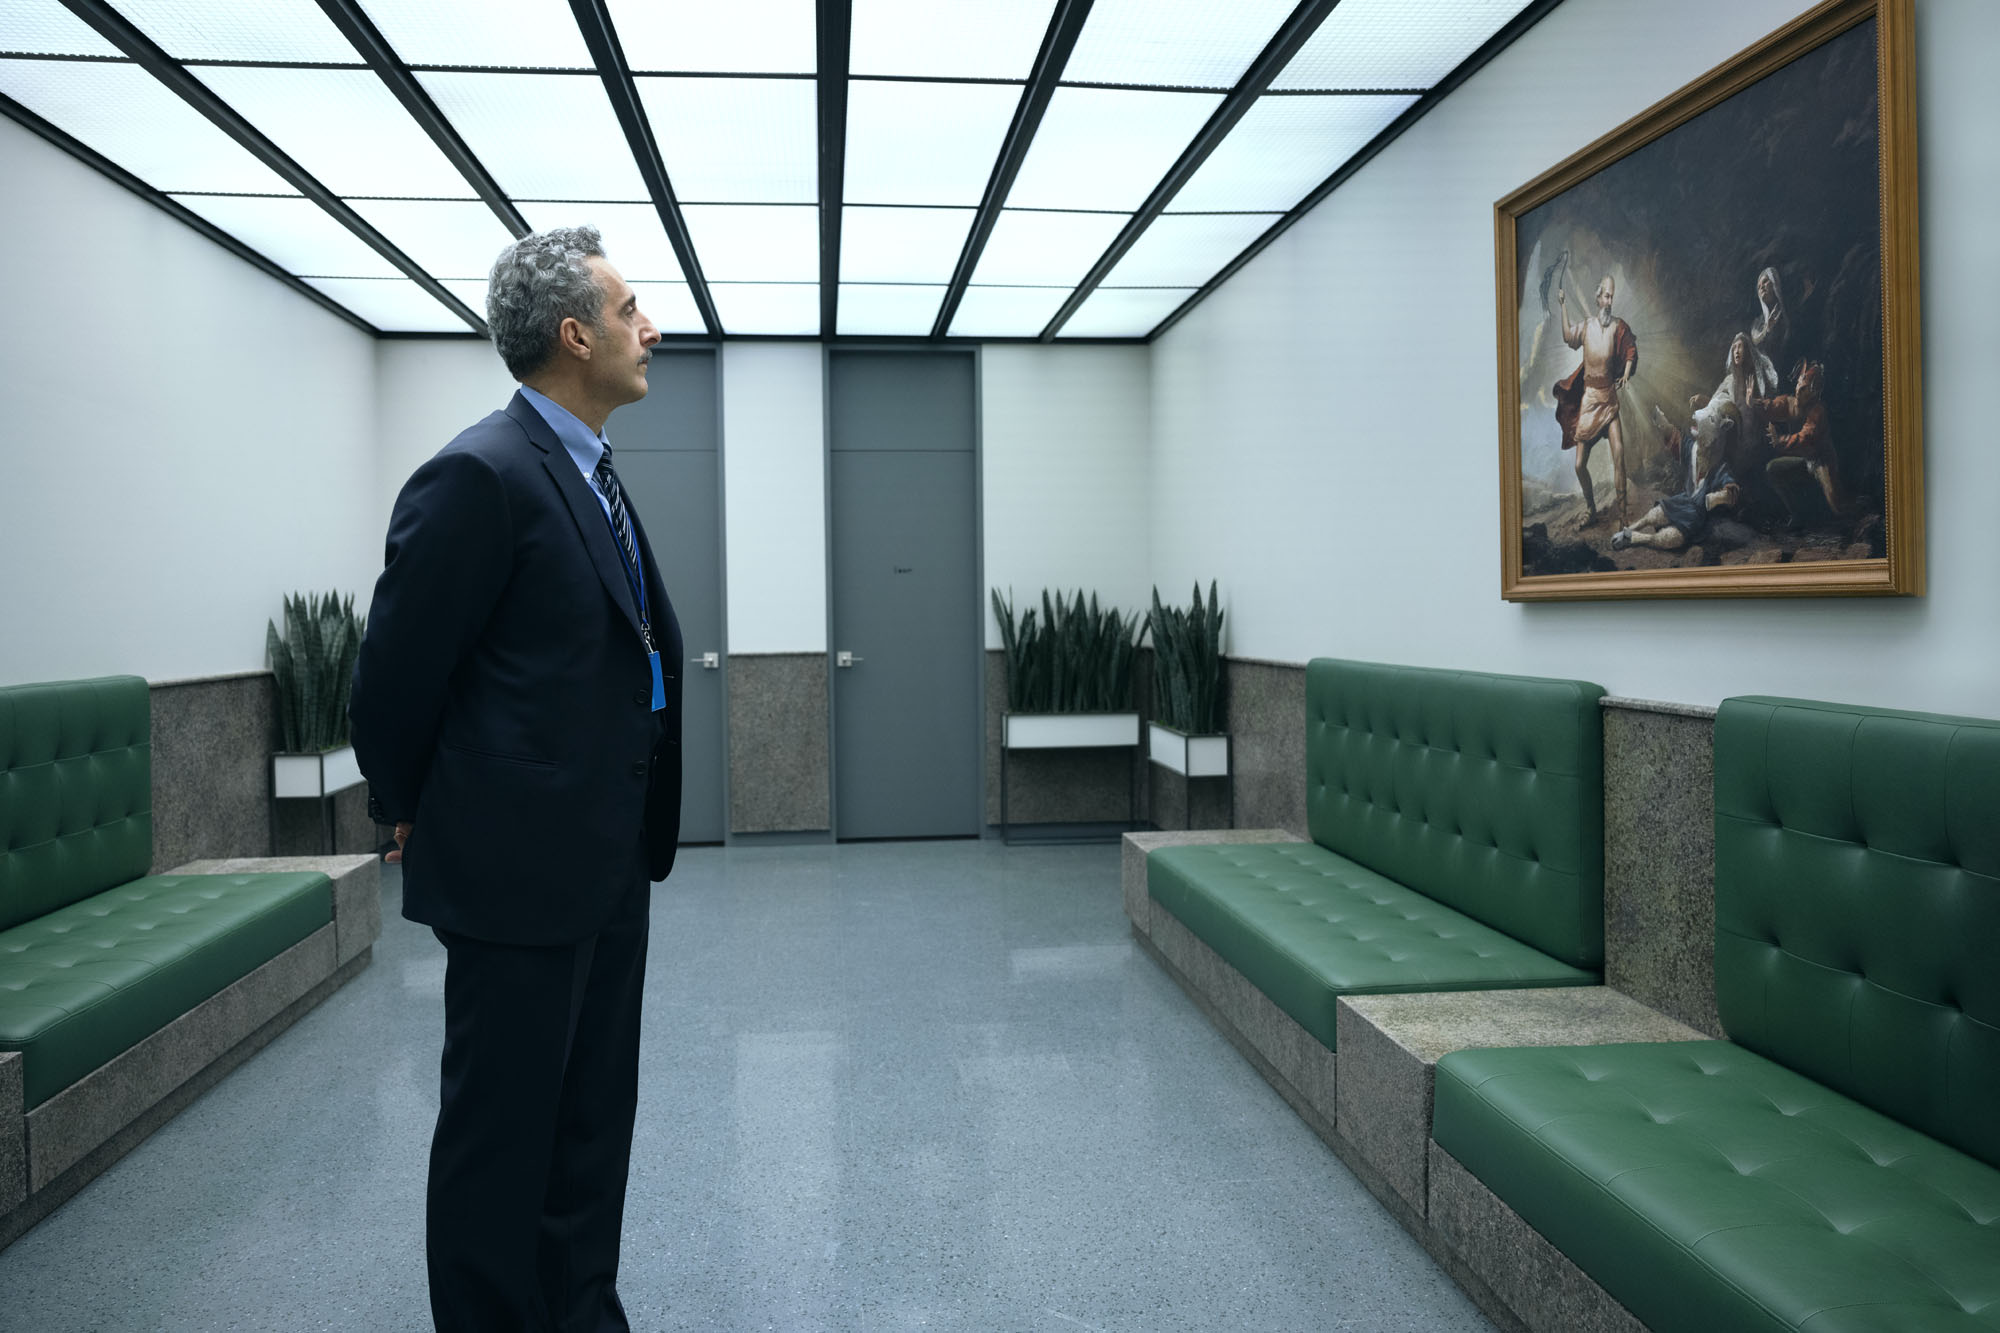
[0,840,1494,1332]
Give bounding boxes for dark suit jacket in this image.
[351,391,683,946]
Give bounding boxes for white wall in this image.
[0,115,382,686]
[722,343,828,654]
[981,344,1152,646]
[1151,0,2000,717]
[371,339,517,537]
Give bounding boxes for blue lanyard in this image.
[598,504,652,650]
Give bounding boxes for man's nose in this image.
[640,318,660,347]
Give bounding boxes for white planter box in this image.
[1004,712,1140,749]
[1149,723,1230,777]
[272,745,363,799]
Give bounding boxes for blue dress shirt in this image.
[519,384,614,525]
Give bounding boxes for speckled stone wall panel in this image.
[1336,989,1707,1224]
[0,1054,22,1215]
[728,654,830,834]
[1121,828,1305,933]
[1429,1143,1648,1333]
[149,673,276,870]
[1223,659,1307,836]
[1143,902,1338,1129]
[1144,764,1233,831]
[1602,698,1723,1036]
[26,925,336,1189]
[274,783,377,857]
[174,855,380,967]
[985,652,1147,827]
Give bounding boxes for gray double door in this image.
[828,350,981,840]
[606,348,725,845]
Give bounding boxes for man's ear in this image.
[558,315,592,360]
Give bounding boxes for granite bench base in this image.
[1125,830,1707,1332]
[0,854,380,1252]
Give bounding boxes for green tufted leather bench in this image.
[1433,695,2000,1333]
[1147,659,1605,1052]
[0,676,347,1239]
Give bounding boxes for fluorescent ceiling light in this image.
[1272,0,1530,90]
[609,0,816,74]
[839,206,976,284]
[1005,87,1222,212]
[517,202,686,282]
[172,194,402,277]
[0,58,295,194]
[1062,0,1299,90]
[345,199,516,279]
[355,0,593,70]
[440,278,490,321]
[1169,93,1416,212]
[111,0,360,64]
[418,71,648,201]
[196,67,473,200]
[1057,286,1194,337]
[849,0,1055,80]
[969,209,1127,287]
[1102,213,1277,288]
[710,283,819,336]
[0,1,126,57]
[302,276,474,332]
[631,281,707,334]
[680,205,819,282]
[635,76,816,204]
[947,286,1070,338]
[836,284,948,336]
[842,79,1023,208]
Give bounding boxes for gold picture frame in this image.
[1497,0,1921,600]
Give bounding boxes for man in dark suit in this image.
[350,225,680,1333]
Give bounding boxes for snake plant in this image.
[992,587,1143,714]
[1148,581,1225,734]
[266,591,365,753]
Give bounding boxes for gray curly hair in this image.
[486,226,608,380]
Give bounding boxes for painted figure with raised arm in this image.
[1552,273,1639,527]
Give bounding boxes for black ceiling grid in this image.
[0,88,378,336]
[1038,0,1341,341]
[817,0,852,337]
[928,0,1096,338]
[1147,0,1568,341]
[568,0,720,337]
[53,0,490,335]
[312,0,530,241]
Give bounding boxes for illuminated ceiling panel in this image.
[418,71,648,202]
[111,0,360,64]
[1062,0,1299,90]
[1102,213,1278,288]
[947,286,1070,338]
[301,277,470,332]
[0,1,126,57]
[356,0,593,70]
[517,202,685,283]
[196,66,473,199]
[0,57,296,194]
[609,0,816,75]
[710,282,820,336]
[345,199,516,279]
[680,205,818,282]
[969,210,1128,288]
[837,284,947,337]
[1169,93,1417,213]
[1005,87,1223,212]
[636,76,817,204]
[172,194,401,277]
[849,0,1055,80]
[1273,0,1530,90]
[631,281,707,334]
[840,206,976,284]
[842,79,1022,208]
[1059,287,1198,338]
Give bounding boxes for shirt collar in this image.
[519,384,608,478]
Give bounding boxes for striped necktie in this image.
[593,445,646,619]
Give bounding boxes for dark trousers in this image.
[427,892,650,1333]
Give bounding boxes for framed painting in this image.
[1497,0,1920,600]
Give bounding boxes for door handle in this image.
[691,652,719,670]
[836,651,863,668]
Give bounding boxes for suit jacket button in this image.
[630,760,647,776]
[633,690,648,706]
